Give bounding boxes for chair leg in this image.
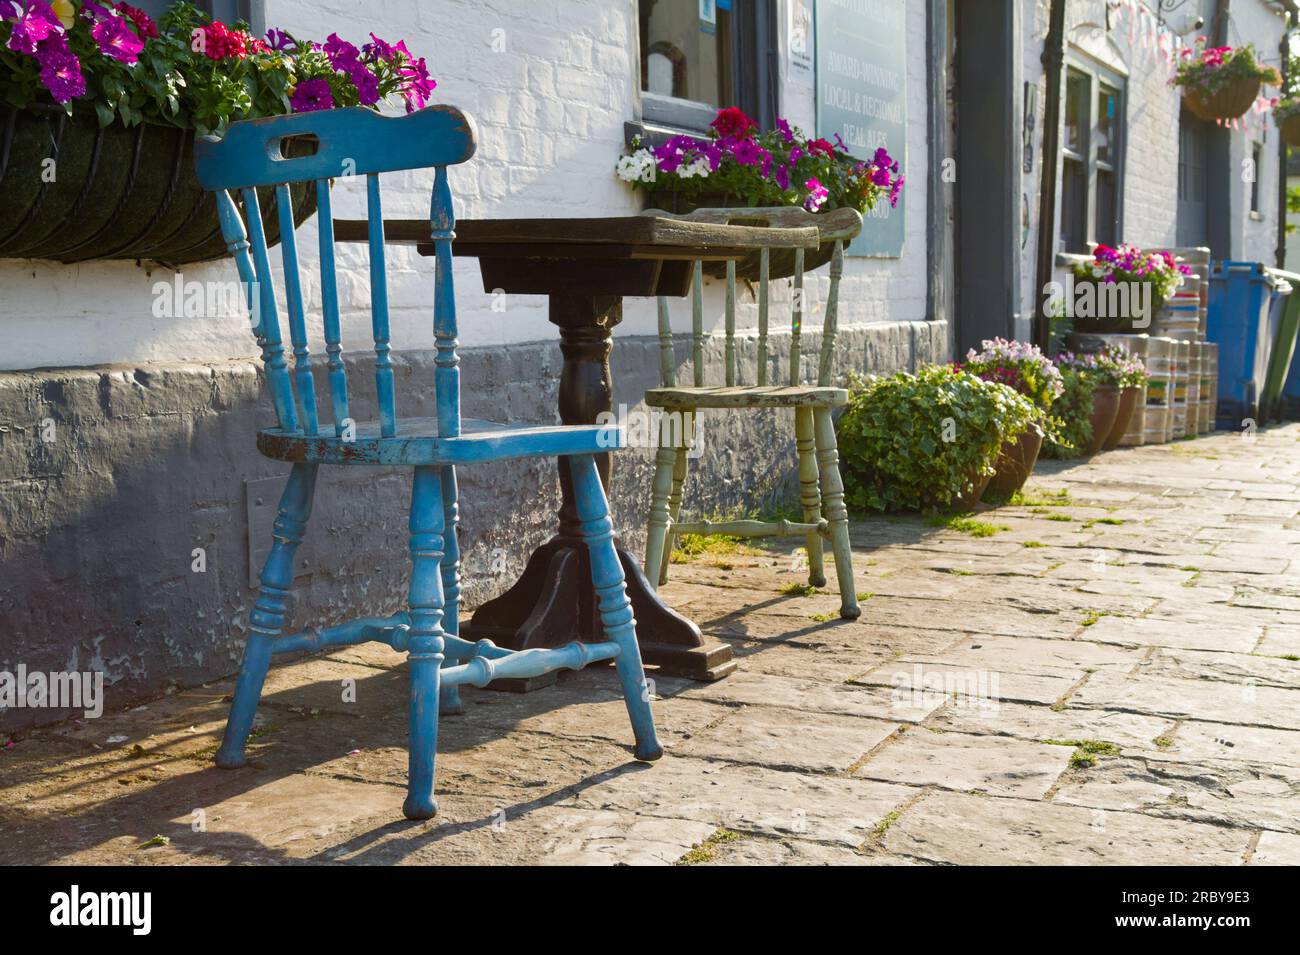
[571,453,663,762]
[438,465,465,717]
[658,410,693,586]
[643,429,677,593]
[813,407,860,620]
[796,407,827,588]
[403,465,447,820]
[217,463,318,769]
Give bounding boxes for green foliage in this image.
[924,515,1010,537]
[838,365,1039,513]
[1042,368,1095,459]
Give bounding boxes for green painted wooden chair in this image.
[642,206,864,620]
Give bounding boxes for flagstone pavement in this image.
[3,425,1300,865]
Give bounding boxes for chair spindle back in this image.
[196,106,477,438]
[651,206,862,390]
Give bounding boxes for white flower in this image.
[617,153,644,182]
[676,156,711,179]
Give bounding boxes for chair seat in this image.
[257,416,621,465]
[644,385,848,409]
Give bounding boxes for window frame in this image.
[1059,54,1127,253]
[630,0,779,143]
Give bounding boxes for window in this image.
[1250,141,1263,215]
[636,0,777,134]
[130,2,264,34]
[1059,59,1125,253]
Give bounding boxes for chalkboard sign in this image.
[814,0,908,258]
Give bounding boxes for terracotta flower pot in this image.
[986,426,1044,496]
[1086,384,1121,455]
[1182,76,1262,122]
[1282,113,1300,148]
[646,189,836,280]
[1103,385,1140,450]
[949,470,992,513]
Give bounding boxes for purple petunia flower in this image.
[92,15,143,64]
[5,1,60,56]
[398,53,436,112]
[323,32,360,68]
[363,32,396,61]
[39,50,85,104]
[804,177,829,212]
[348,63,380,106]
[265,28,297,51]
[731,139,762,166]
[776,117,794,144]
[290,77,335,112]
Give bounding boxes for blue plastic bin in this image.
[1206,262,1281,428]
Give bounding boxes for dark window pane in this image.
[1178,118,1208,202]
[1062,157,1087,253]
[1096,169,1116,247]
[1251,142,1262,212]
[640,0,733,106]
[1097,86,1117,166]
[1065,70,1088,155]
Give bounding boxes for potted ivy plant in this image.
[1173,40,1279,123]
[962,339,1065,495]
[0,1,435,265]
[616,106,902,279]
[837,364,1039,514]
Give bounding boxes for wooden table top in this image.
[332,215,821,261]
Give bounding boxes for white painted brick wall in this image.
[0,0,934,371]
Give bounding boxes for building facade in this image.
[0,0,1291,726]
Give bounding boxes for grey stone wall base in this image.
[0,320,948,729]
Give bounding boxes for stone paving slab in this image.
[853,729,1075,798]
[2,424,1299,864]
[882,790,1255,865]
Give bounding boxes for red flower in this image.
[807,138,836,157]
[115,3,159,40]
[710,106,757,140]
[200,21,248,60]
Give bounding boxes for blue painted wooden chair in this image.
[194,106,661,820]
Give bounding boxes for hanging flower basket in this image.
[0,104,315,266]
[1282,114,1300,147]
[1173,41,1278,123]
[1182,77,1263,122]
[1275,100,1300,147]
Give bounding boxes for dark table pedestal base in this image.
[463,535,736,690]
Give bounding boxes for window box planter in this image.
[0,104,315,266]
